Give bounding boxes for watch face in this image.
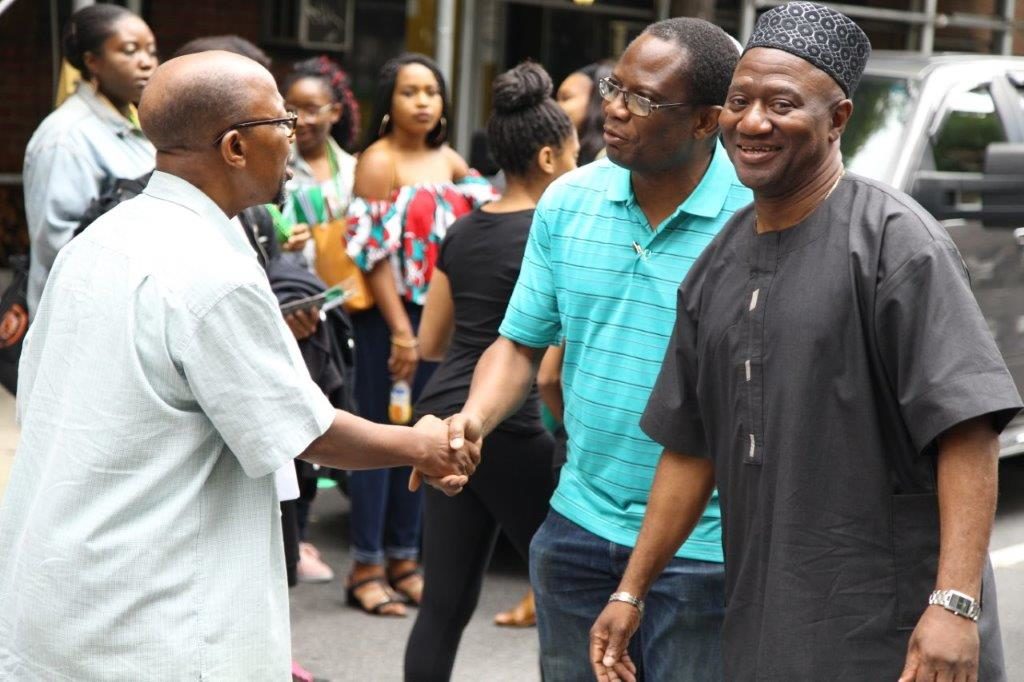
[949,594,972,613]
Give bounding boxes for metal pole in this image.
[739,0,757,44]
[436,0,456,90]
[999,0,1014,55]
[455,0,476,157]
[50,0,60,104]
[72,0,95,10]
[921,0,937,54]
[656,0,670,20]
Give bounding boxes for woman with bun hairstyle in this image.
[344,53,497,617]
[23,4,157,317]
[403,61,578,680]
[555,59,614,166]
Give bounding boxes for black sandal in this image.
[387,567,424,606]
[345,576,406,616]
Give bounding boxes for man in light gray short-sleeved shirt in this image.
[0,52,477,681]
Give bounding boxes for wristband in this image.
[608,591,644,616]
[390,336,419,349]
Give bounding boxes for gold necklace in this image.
[755,167,845,233]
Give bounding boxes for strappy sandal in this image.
[387,567,424,606]
[345,576,406,617]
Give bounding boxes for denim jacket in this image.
[23,82,155,316]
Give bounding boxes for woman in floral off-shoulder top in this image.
[344,53,497,617]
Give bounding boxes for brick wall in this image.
[147,1,263,61]
[0,1,52,261]
[0,1,55,177]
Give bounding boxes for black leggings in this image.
[404,427,556,681]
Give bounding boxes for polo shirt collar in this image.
[604,140,735,220]
[143,171,254,258]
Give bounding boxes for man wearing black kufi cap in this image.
[591,3,1019,680]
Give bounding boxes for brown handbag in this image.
[310,218,374,312]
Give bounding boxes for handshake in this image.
[406,412,484,496]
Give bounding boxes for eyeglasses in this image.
[598,77,692,118]
[286,103,336,120]
[212,113,298,146]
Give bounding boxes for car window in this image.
[931,85,1006,173]
[842,76,912,182]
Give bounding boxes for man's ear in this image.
[537,145,556,175]
[218,130,247,169]
[829,99,853,142]
[692,105,722,141]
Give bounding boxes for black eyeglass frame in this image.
[598,77,694,117]
[212,113,298,146]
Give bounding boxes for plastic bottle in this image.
[389,380,412,424]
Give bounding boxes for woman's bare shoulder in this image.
[354,141,396,199]
[442,145,470,180]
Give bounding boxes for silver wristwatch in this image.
[928,589,980,622]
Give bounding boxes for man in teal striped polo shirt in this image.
[442,18,752,681]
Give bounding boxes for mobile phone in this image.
[279,284,350,316]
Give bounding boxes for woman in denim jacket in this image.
[23,4,157,317]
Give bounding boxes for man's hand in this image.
[284,307,319,340]
[446,411,484,452]
[406,415,479,495]
[408,412,485,495]
[590,602,640,682]
[898,606,979,682]
[282,222,311,252]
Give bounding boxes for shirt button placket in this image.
[749,288,759,461]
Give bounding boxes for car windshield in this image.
[841,75,913,182]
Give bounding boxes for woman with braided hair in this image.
[403,61,578,680]
[276,56,362,585]
[279,56,360,269]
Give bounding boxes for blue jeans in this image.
[530,510,724,682]
[348,304,434,565]
[347,466,422,565]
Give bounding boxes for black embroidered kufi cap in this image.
[744,1,871,96]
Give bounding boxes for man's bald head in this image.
[139,51,279,151]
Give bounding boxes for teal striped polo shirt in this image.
[500,144,751,561]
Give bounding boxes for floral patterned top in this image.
[346,173,497,305]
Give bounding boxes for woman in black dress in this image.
[404,62,579,681]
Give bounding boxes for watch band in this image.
[929,589,980,622]
[608,591,644,616]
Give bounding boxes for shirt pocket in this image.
[890,492,939,630]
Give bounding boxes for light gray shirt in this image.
[0,171,335,680]
[23,81,155,317]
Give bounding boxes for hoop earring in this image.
[378,114,390,137]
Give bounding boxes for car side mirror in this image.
[913,142,1024,226]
